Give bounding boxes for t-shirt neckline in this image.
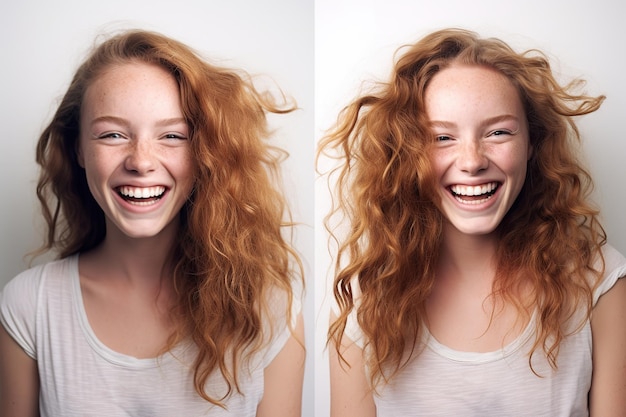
[69,254,185,369]
[422,313,536,364]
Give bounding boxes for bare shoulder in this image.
[329,313,376,417]
[0,324,39,417]
[589,276,626,416]
[257,313,305,417]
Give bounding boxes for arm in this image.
[329,315,376,417]
[0,324,39,417]
[590,276,626,416]
[256,313,305,417]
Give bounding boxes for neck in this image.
[438,222,499,285]
[84,219,179,288]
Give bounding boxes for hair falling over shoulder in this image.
[34,29,302,406]
[320,28,606,389]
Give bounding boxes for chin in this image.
[110,221,172,240]
[445,218,501,237]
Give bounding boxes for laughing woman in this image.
[322,29,626,416]
[0,30,304,416]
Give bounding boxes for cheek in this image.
[419,150,447,204]
[514,141,531,170]
[174,152,196,187]
[429,147,447,174]
[77,147,85,168]
[501,146,530,189]
[82,149,110,174]
[81,153,98,179]
[429,149,453,187]
[80,149,121,195]
[77,136,91,168]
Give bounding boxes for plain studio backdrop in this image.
[315,0,626,416]
[0,0,314,415]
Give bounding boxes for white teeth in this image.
[450,182,498,196]
[454,195,491,205]
[118,186,165,199]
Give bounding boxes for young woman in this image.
[0,30,304,416]
[322,28,626,416]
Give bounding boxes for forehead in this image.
[425,64,524,118]
[428,63,515,88]
[81,62,182,116]
[86,61,177,94]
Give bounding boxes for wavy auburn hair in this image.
[321,28,606,388]
[35,29,302,405]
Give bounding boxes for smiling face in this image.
[78,62,194,240]
[425,64,532,237]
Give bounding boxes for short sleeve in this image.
[0,265,44,359]
[260,290,302,368]
[593,244,626,305]
[330,277,366,348]
[343,308,366,348]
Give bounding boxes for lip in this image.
[445,181,502,208]
[112,184,170,210]
[117,185,167,198]
[449,181,499,196]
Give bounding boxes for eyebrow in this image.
[90,116,188,128]
[429,114,520,129]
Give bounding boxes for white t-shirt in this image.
[0,255,297,416]
[344,244,626,417]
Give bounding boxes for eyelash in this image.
[435,130,512,141]
[99,132,124,139]
[489,130,512,136]
[97,133,188,140]
[163,133,187,140]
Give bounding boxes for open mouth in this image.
[117,186,166,206]
[449,182,500,205]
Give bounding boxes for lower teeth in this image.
[454,195,492,205]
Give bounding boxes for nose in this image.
[455,139,488,174]
[124,139,157,174]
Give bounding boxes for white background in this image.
[0,0,315,415]
[2,0,626,416]
[315,0,626,416]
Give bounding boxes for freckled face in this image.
[425,64,532,237]
[78,62,194,240]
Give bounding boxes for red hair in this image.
[321,28,605,387]
[35,30,302,405]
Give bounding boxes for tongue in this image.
[122,195,159,203]
[461,194,487,201]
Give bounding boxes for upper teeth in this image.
[450,182,498,196]
[119,186,165,199]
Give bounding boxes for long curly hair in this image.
[321,28,606,388]
[35,29,302,405]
